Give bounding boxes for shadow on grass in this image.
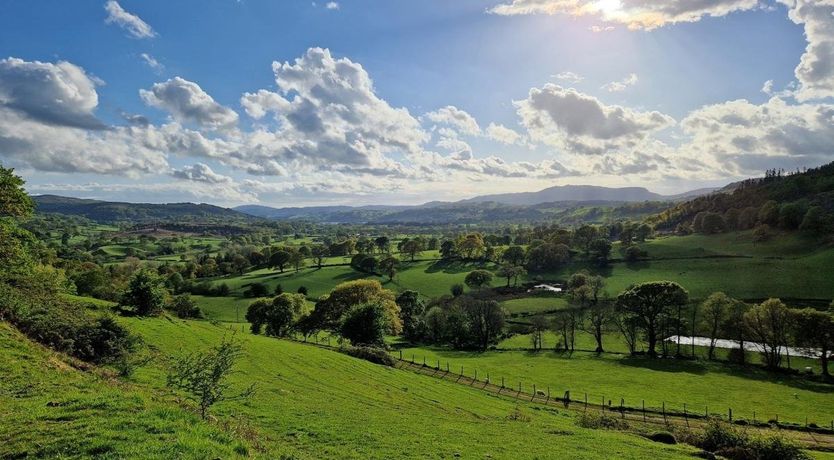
[423,260,492,275]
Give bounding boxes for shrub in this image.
[170,294,202,319]
[297,286,308,296]
[647,431,677,445]
[244,282,269,298]
[576,413,628,430]
[698,420,810,460]
[343,345,396,366]
[341,303,387,346]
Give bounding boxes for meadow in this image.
[0,316,703,459]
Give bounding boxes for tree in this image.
[311,244,329,269]
[462,299,505,351]
[635,224,653,242]
[793,308,834,379]
[616,281,689,357]
[341,303,387,346]
[0,165,34,218]
[526,242,571,272]
[456,233,485,260]
[573,225,598,254]
[800,206,828,235]
[379,256,398,281]
[246,293,308,336]
[167,338,254,419]
[701,292,733,360]
[440,240,456,260]
[744,299,791,370]
[779,202,806,230]
[288,248,305,272]
[464,270,493,291]
[552,309,581,352]
[244,282,269,298]
[529,316,548,351]
[723,300,749,364]
[502,246,526,266]
[170,294,202,319]
[121,269,166,316]
[752,224,771,243]
[312,280,401,334]
[374,236,390,254]
[624,245,644,263]
[497,264,525,287]
[450,283,464,297]
[583,301,613,353]
[588,238,612,266]
[269,250,291,273]
[758,200,780,226]
[400,239,424,262]
[397,290,425,341]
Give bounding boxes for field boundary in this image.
[283,333,834,451]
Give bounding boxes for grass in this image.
[501,296,569,315]
[0,322,250,459]
[395,344,834,427]
[116,317,697,459]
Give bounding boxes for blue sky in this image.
[0,0,832,206]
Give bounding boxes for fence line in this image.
[284,334,834,449]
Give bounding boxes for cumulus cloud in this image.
[104,1,156,39]
[423,105,481,136]
[233,47,428,174]
[140,77,239,130]
[171,163,233,184]
[679,96,834,174]
[779,0,834,101]
[515,83,674,154]
[488,0,760,30]
[0,57,104,129]
[326,2,340,10]
[485,122,524,145]
[602,73,638,92]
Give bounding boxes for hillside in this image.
[0,315,697,459]
[33,195,256,224]
[460,185,669,206]
[648,162,834,234]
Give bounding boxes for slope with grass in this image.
[395,345,834,428]
[0,322,250,459]
[122,317,697,459]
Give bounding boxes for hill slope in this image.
[33,195,254,223]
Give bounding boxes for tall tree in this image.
[616,281,689,357]
[744,299,792,370]
[701,292,734,360]
[793,308,834,380]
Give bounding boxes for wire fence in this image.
[283,333,834,451]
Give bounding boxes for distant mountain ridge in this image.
[33,195,255,223]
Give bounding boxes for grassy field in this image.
[501,296,569,315]
[0,322,250,459]
[395,344,834,427]
[114,318,696,459]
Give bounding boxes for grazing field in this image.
[394,345,834,426]
[117,318,696,459]
[501,296,569,315]
[0,323,250,459]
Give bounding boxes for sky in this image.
[0,0,832,207]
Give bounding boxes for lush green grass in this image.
[0,323,250,459]
[635,231,824,260]
[120,317,696,459]
[396,344,834,427]
[501,296,569,315]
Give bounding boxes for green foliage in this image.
[464,269,493,290]
[576,413,629,430]
[343,345,396,366]
[312,280,401,335]
[616,281,688,357]
[246,293,307,337]
[341,303,388,346]
[120,269,166,316]
[397,290,425,341]
[0,165,34,218]
[698,420,810,460]
[170,294,202,319]
[167,338,254,419]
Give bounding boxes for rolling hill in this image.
[33,195,257,223]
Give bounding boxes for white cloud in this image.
[423,105,482,136]
[515,83,674,154]
[140,53,164,73]
[485,122,524,145]
[589,25,615,32]
[553,71,584,83]
[602,73,638,92]
[326,2,340,10]
[104,1,156,39]
[0,57,103,129]
[488,0,760,30]
[679,96,834,174]
[140,77,239,130]
[779,0,834,101]
[171,163,233,184]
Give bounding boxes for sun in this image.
[593,0,622,15]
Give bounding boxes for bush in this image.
[343,345,396,366]
[297,286,308,296]
[576,413,628,430]
[341,303,387,346]
[170,294,202,319]
[698,420,810,460]
[647,431,677,445]
[244,282,269,298]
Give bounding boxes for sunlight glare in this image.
[593,0,622,15]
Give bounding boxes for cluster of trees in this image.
[246,280,401,347]
[416,296,507,350]
[0,165,136,370]
[651,162,834,236]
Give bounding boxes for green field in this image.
[501,296,569,315]
[395,344,834,427]
[0,317,705,459]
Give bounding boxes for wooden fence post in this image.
[684,403,689,427]
[584,393,588,412]
[642,400,646,422]
[728,408,732,422]
[399,350,402,360]
[620,398,625,419]
[532,384,537,401]
[546,387,550,404]
[662,402,667,424]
